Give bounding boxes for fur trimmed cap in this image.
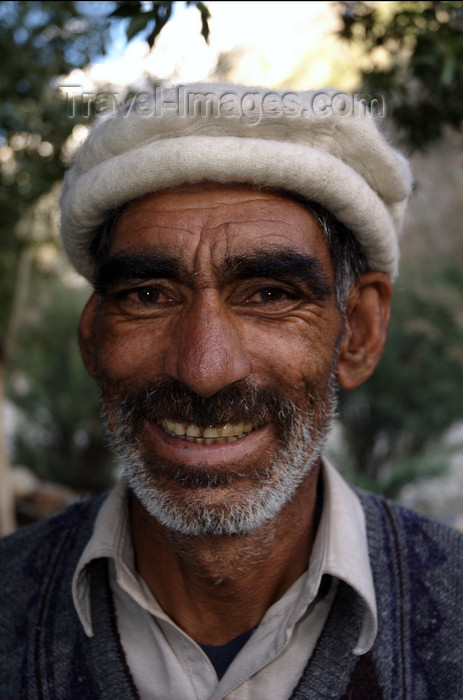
[60,82,413,282]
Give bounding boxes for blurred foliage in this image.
[0,1,114,504]
[337,1,463,149]
[8,271,113,492]
[336,1,463,496]
[0,1,109,343]
[338,265,463,495]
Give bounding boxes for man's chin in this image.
[124,465,286,538]
[120,423,324,538]
[130,459,256,489]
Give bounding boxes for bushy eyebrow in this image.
[94,248,333,301]
[94,253,189,293]
[220,250,333,300]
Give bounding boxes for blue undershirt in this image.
[199,624,258,679]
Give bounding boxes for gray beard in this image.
[104,375,338,537]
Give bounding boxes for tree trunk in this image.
[0,358,15,536]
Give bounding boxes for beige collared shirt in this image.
[73,459,377,700]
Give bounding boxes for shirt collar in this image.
[72,477,132,637]
[311,459,377,654]
[72,459,377,653]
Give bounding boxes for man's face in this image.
[85,184,345,536]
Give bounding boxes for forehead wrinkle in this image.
[129,202,286,235]
[146,187,292,212]
[119,221,203,240]
[201,214,303,235]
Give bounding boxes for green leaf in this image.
[196,1,211,43]
[109,2,143,19]
[126,13,151,42]
[145,2,172,48]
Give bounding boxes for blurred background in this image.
[1,0,463,535]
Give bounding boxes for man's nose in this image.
[162,296,251,397]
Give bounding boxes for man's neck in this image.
[129,463,321,645]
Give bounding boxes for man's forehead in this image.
[135,182,280,208]
[116,183,317,225]
[110,183,329,262]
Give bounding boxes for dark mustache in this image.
[101,378,300,437]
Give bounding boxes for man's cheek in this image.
[95,335,162,383]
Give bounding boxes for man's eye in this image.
[131,286,161,304]
[250,286,296,303]
[114,285,174,311]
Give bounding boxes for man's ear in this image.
[78,292,99,379]
[336,272,392,390]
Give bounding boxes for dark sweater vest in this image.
[1,489,463,699]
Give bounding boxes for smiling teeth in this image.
[159,419,261,444]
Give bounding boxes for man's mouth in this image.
[158,419,264,444]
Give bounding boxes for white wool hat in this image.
[60,82,413,282]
